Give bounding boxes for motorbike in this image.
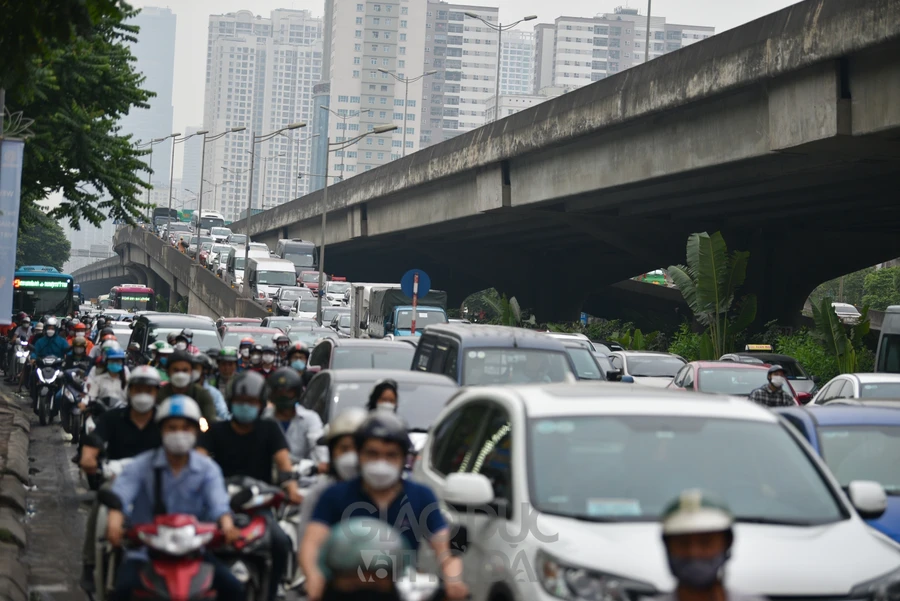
[84,396,127,442]
[12,338,28,381]
[217,476,286,601]
[91,459,135,601]
[59,370,87,445]
[35,355,63,426]
[276,459,320,591]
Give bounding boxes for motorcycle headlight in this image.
[850,566,900,601]
[535,550,656,601]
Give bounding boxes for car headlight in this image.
[535,550,656,601]
[850,566,900,601]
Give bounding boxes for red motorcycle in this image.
[125,514,223,600]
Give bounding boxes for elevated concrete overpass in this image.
[226,0,900,324]
[72,228,267,319]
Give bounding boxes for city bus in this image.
[111,285,155,312]
[153,208,179,234]
[13,266,75,318]
[190,211,227,235]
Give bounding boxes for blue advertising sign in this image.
[0,140,25,325]
[401,269,431,299]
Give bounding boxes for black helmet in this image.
[127,341,141,353]
[191,352,211,368]
[267,367,304,395]
[273,333,290,345]
[168,349,194,368]
[179,328,194,343]
[227,370,267,404]
[354,412,411,455]
[100,327,115,338]
[368,378,399,411]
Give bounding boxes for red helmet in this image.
[239,337,255,348]
[74,323,87,332]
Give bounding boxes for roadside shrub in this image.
[775,329,839,382]
[668,323,702,362]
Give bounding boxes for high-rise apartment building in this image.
[539,7,713,89]
[203,9,323,221]
[499,30,534,96]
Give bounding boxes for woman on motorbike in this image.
[65,338,93,371]
[85,345,130,407]
[366,379,399,413]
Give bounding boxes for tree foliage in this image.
[810,297,870,374]
[809,268,873,308]
[461,288,527,326]
[862,267,900,311]
[6,3,153,230]
[668,232,757,359]
[15,212,71,270]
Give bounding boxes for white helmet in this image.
[155,395,201,426]
[321,407,369,444]
[129,365,162,389]
[45,317,59,328]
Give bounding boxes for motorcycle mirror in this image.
[230,488,254,513]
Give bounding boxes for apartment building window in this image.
[379,111,387,118]
[392,140,402,147]
[351,96,360,103]
[356,17,363,24]
[354,57,360,64]
[399,47,406,54]
[393,112,403,120]
[355,30,361,38]
[356,3,363,10]
[373,4,381,11]
[405,127,415,135]
[377,152,385,160]
[365,151,373,159]
[354,44,361,51]
[400,33,407,41]
[372,31,379,38]
[400,20,407,28]
[378,138,385,146]
[338,95,349,102]
[401,7,408,14]
[384,32,391,40]
[373,17,380,24]
[405,141,414,148]
[380,97,387,104]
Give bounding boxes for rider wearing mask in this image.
[149,341,173,381]
[748,364,795,408]
[192,352,230,420]
[89,329,117,361]
[197,370,301,601]
[265,368,321,463]
[105,395,242,601]
[157,350,218,424]
[286,342,310,374]
[252,344,277,378]
[238,337,255,372]
[301,412,468,601]
[210,347,238,398]
[5,316,31,383]
[174,328,200,354]
[79,365,163,594]
[657,489,763,601]
[273,333,291,367]
[126,341,144,367]
[69,323,94,354]
[30,317,72,406]
[65,338,92,371]
[85,346,129,406]
[366,379,398,413]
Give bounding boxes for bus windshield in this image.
[201,217,226,230]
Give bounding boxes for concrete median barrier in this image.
[0,394,30,601]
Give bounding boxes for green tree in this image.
[668,232,757,359]
[861,267,900,311]
[15,213,71,270]
[461,288,523,325]
[6,3,153,230]
[809,268,873,308]
[810,297,870,374]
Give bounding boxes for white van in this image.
[190,211,226,235]
[227,243,270,287]
[245,258,298,304]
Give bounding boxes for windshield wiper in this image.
[735,516,833,526]
[407,428,430,434]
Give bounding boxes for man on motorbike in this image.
[158,350,217,423]
[105,395,243,601]
[237,337,255,372]
[79,365,163,594]
[286,342,310,374]
[174,328,200,354]
[300,412,468,601]
[210,347,238,397]
[252,344,278,378]
[89,328,117,360]
[192,352,230,420]
[149,341,173,381]
[65,338,93,372]
[273,333,292,367]
[265,368,323,463]
[29,317,71,407]
[4,316,30,383]
[197,370,301,601]
[85,346,129,407]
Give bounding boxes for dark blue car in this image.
[775,405,900,542]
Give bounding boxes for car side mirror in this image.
[848,480,887,519]
[606,368,623,382]
[621,375,635,384]
[443,472,494,507]
[812,375,821,384]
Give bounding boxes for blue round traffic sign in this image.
[401,269,431,299]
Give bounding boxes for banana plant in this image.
[668,232,757,359]
[811,298,869,374]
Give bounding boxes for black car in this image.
[308,339,415,370]
[129,313,222,355]
[273,286,313,316]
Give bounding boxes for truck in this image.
[350,283,397,339]
[366,288,449,339]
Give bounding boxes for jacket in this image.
[31,335,71,360]
[158,383,218,423]
[86,368,130,403]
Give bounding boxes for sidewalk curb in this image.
[0,393,30,601]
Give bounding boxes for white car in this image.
[290,297,320,320]
[609,351,686,388]
[413,384,900,601]
[810,373,900,404]
[832,302,862,325]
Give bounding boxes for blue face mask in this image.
[231,403,260,424]
[107,362,123,374]
[291,360,306,371]
[159,357,169,367]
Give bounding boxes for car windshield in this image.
[222,329,278,347]
[297,299,319,312]
[322,307,349,323]
[229,234,247,244]
[279,289,307,301]
[396,310,446,330]
[289,328,336,345]
[211,245,232,255]
[326,282,351,294]
[332,346,415,369]
[833,304,861,315]
[149,327,221,352]
[697,367,769,396]
[258,271,297,286]
[819,426,900,494]
[462,349,573,386]
[285,252,317,268]
[566,348,603,380]
[859,382,900,399]
[211,228,232,236]
[339,314,351,328]
[302,273,320,283]
[594,353,614,376]
[529,415,845,524]
[333,379,455,429]
[627,355,685,377]
[170,224,191,232]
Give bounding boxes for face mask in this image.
[231,403,260,424]
[190,370,202,383]
[667,552,729,590]
[240,348,250,358]
[75,332,85,339]
[250,354,262,365]
[291,360,306,371]
[361,459,401,490]
[770,375,785,388]
[162,431,196,455]
[160,357,169,367]
[170,371,192,389]
[174,342,187,351]
[130,392,156,413]
[262,353,276,364]
[107,362,123,374]
[334,452,359,480]
[74,348,85,355]
[273,396,295,411]
[376,402,397,413]
[46,329,56,337]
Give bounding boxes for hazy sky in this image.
[130,0,801,176]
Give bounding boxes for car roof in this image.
[223,326,282,334]
[422,324,567,351]
[330,339,414,348]
[798,405,900,426]
[248,258,294,268]
[845,373,900,383]
[220,317,261,323]
[325,369,457,386]
[690,360,769,370]
[461,383,779,421]
[142,313,217,329]
[614,351,681,357]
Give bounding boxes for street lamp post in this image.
[193,127,245,252]
[463,12,536,122]
[140,133,180,227]
[644,0,652,63]
[377,69,437,157]
[165,131,205,240]
[313,117,398,323]
[205,179,232,208]
[243,122,307,281]
[294,134,320,198]
[319,108,371,179]
[248,150,287,211]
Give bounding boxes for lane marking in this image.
[30,583,70,593]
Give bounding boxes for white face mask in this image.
[174,342,187,351]
[130,392,156,413]
[770,375,786,388]
[162,431,196,455]
[262,353,276,365]
[361,459,401,490]
[376,402,397,413]
[240,348,250,358]
[250,354,262,365]
[170,371,192,389]
[46,329,56,337]
[75,332,85,339]
[333,452,359,480]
